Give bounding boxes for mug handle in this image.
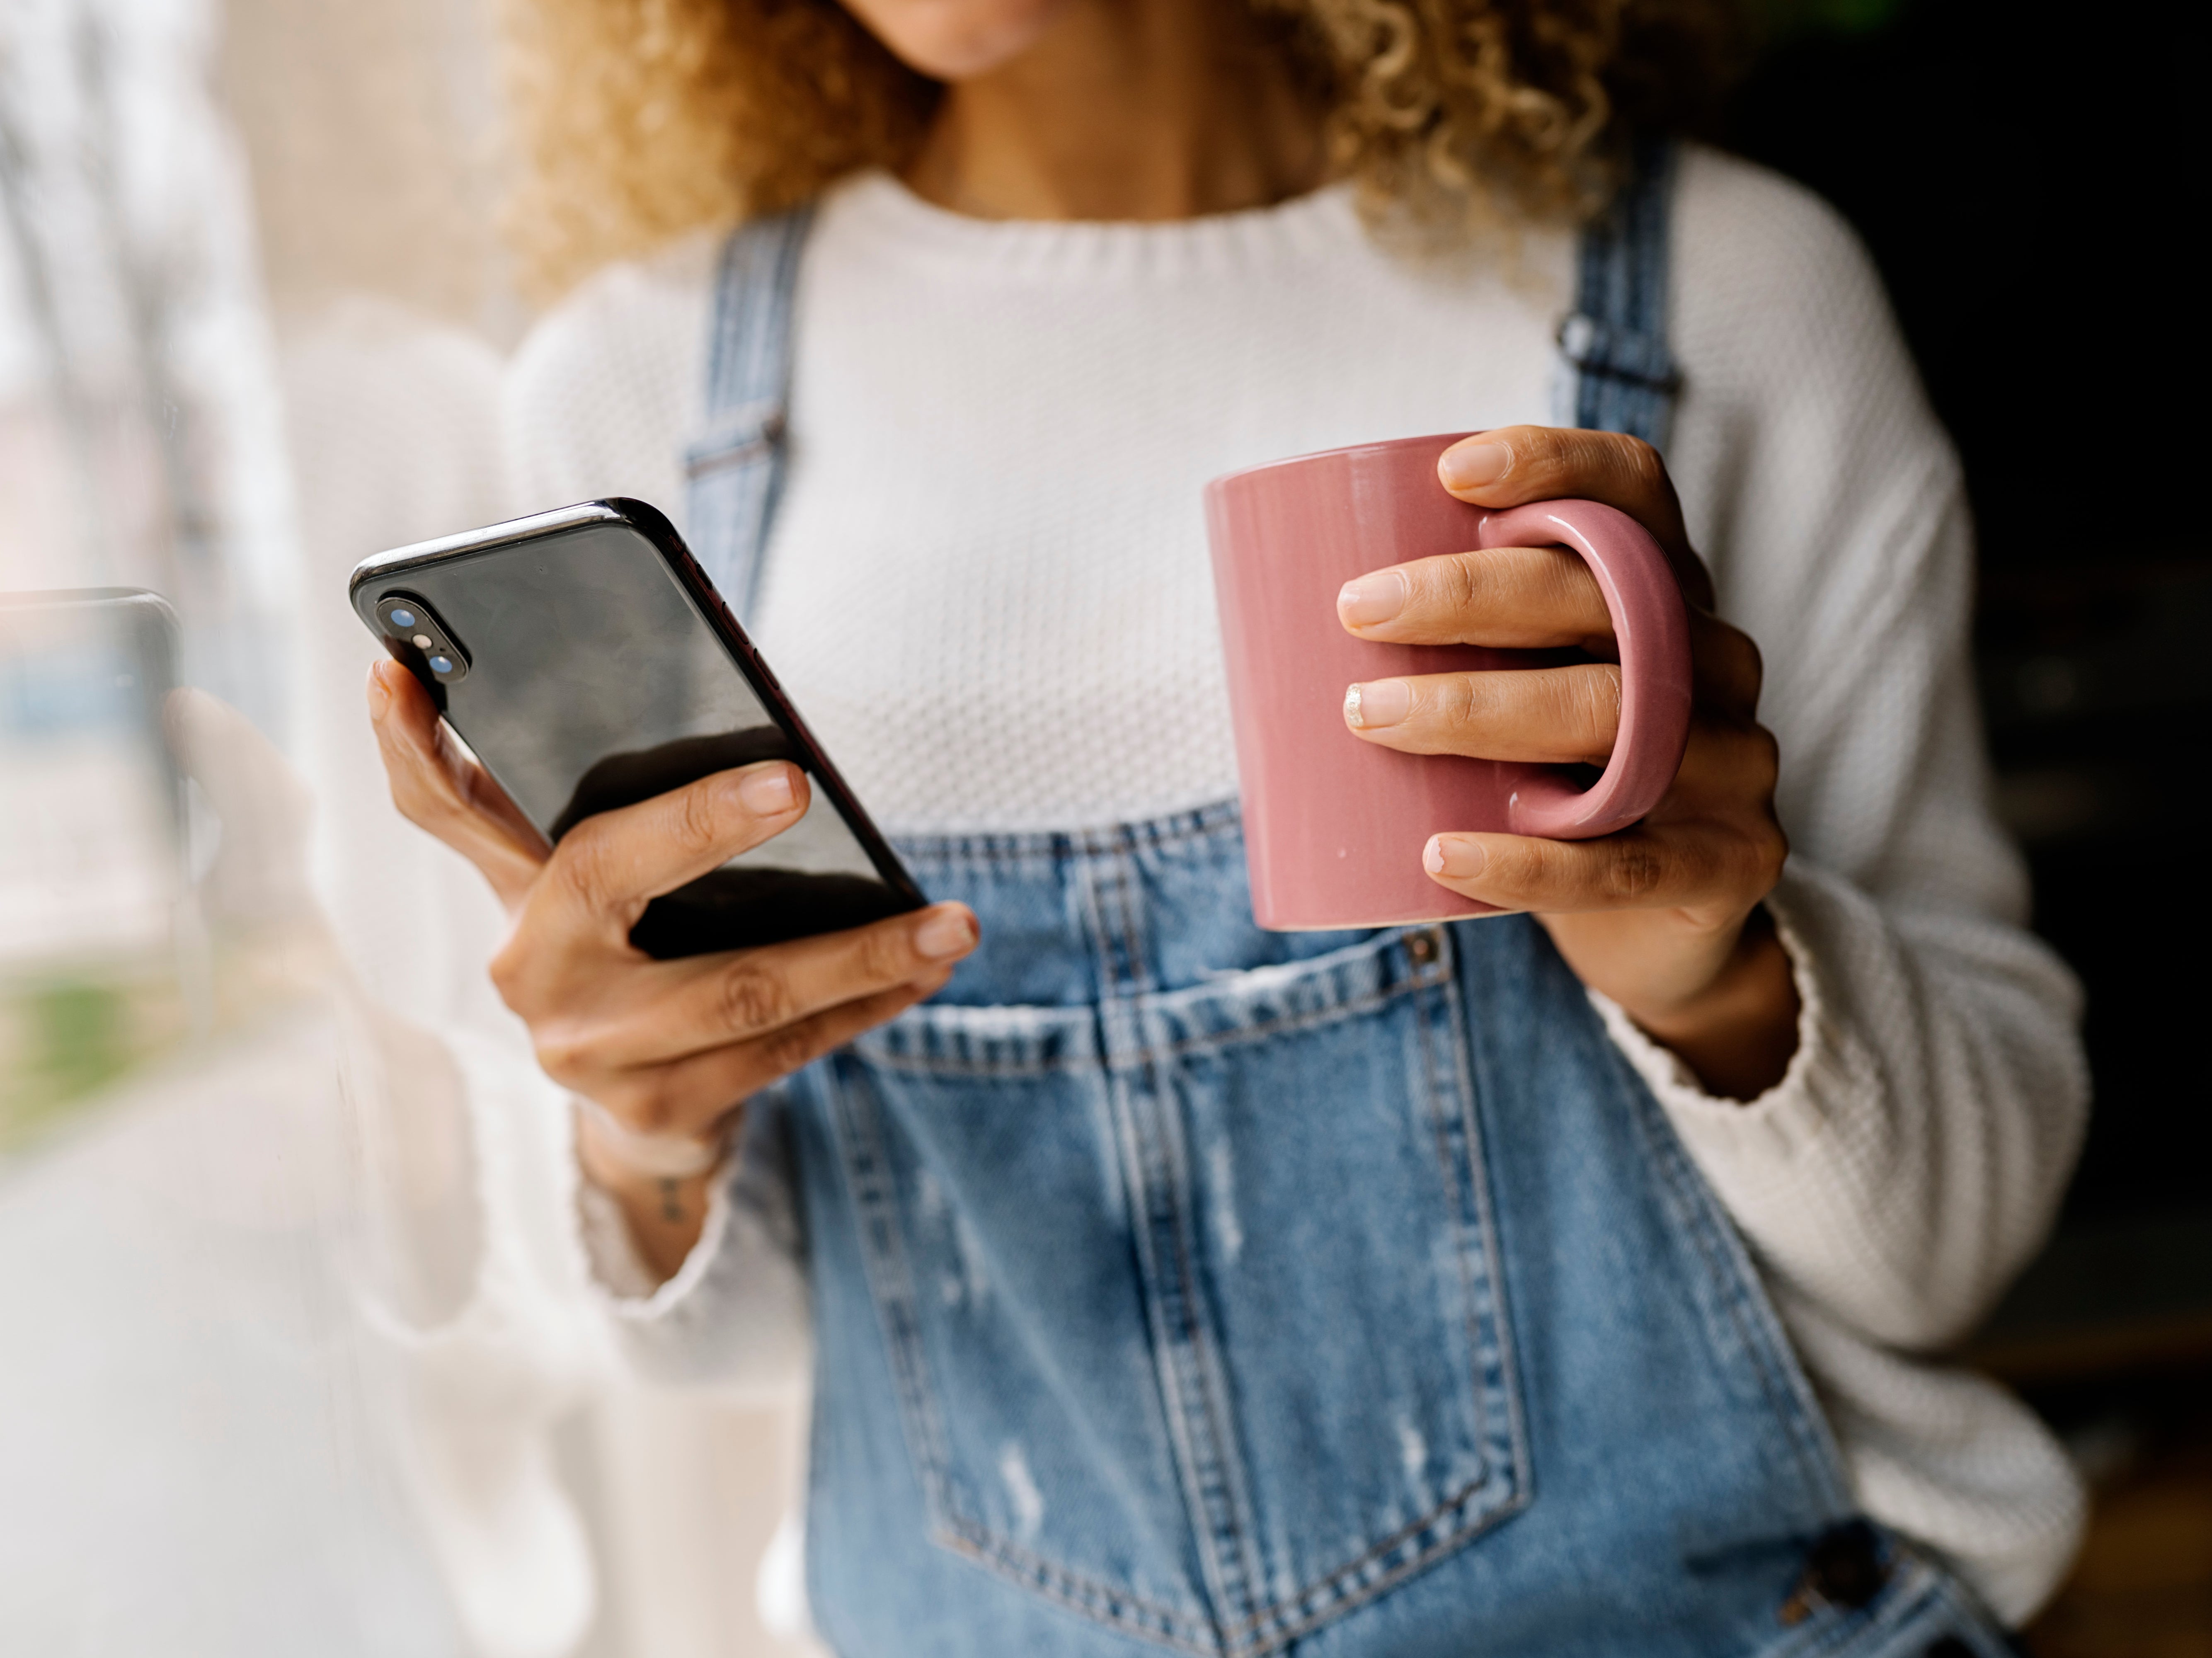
[1476,499,1694,841]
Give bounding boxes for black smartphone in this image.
[348,499,926,958]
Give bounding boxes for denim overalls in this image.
[683,148,2017,1658]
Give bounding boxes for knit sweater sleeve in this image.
[1599,148,2089,1351]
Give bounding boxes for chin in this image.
[842,0,1072,80]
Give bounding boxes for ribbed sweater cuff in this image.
[1587,866,1872,1168]
[572,1151,735,1323]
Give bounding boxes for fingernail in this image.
[1425,836,1486,880]
[1438,441,1511,491]
[364,666,390,720]
[915,907,976,959]
[736,764,797,814]
[1337,570,1408,628]
[1343,679,1410,730]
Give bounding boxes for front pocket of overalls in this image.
[830,926,1527,1655]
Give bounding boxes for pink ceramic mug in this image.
[1204,433,1694,930]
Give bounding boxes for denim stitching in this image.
[1414,938,1501,1464]
[1109,1049,1248,1637]
[1110,827,1161,999]
[1215,1476,1528,1656]
[1078,853,1255,1637]
[853,1047,1097,1079]
[1154,975,1441,1056]
[933,1521,1222,1650]
[688,208,811,620]
[1153,1049,1271,1626]
[1135,938,1435,1020]
[853,987,1388,1076]
[1153,1062,1268,1626]
[1439,925,1536,1516]
[859,966,1452,1077]
[892,802,1248,874]
[1102,836,1269,1628]
[826,1069,960,1513]
[951,1470,1526,1658]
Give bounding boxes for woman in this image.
[367,1,2086,1651]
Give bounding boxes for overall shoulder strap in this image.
[683,204,816,621]
[1555,136,1681,451]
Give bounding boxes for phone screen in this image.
[360,519,917,956]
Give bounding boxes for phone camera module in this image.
[378,592,468,684]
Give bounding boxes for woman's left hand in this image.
[1337,425,1798,1100]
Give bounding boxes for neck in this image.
[903,0,1325,222]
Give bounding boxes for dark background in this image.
[1722,3,2208,1643]
[1725,0,2207,1248]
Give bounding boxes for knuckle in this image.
[1704,813,1787,901]
[1734,630,1765,701]
[552,824,618,913]
[1570,665,1623,754]
[668,781,730,858]
[1488,838,1547,893]
[758,1015,829,1080]
[1746,723,1782,792]
[1520,427,1574,487]
[1556,427,1607,475]
[716,964,791,1037]
[1442,551,1489,617]
[487,939,531,1010]
[857,921,914,985]
[1752,817,1790,885]
[1433,673,1483,734]
[1708,623,1763,706]
[1599,841,1669,903]
[1540,545,1602,621]
[1617,434,1667,492]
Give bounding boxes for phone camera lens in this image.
[388,606,416,629]
[428,654,454,675]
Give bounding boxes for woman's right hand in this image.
[365,659,977,1271]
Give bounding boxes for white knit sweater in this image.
[511,148,2088,1625]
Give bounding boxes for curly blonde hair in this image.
[496,0,1740,300]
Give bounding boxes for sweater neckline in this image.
[826,168,1362,281]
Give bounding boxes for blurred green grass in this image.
[0,968,187,1158]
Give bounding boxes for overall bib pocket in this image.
[826,925,1529,1656]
